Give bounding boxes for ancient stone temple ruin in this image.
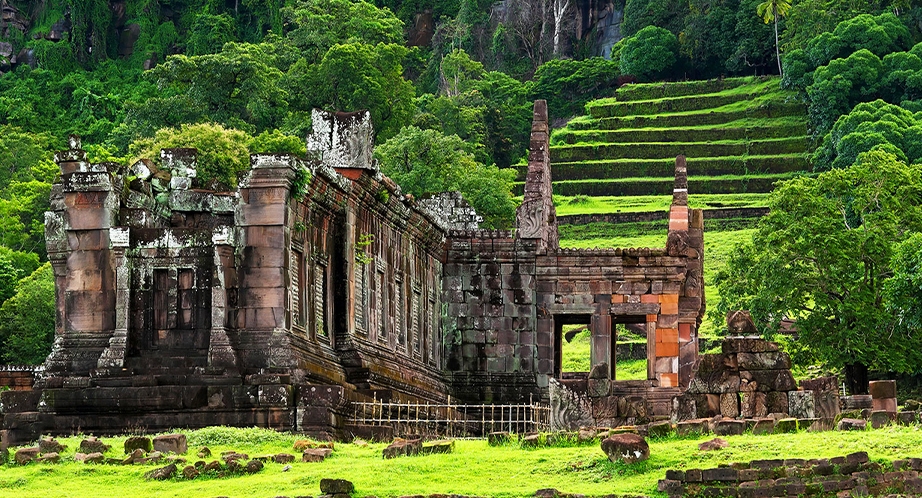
[0,101,706,443]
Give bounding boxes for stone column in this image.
[209,227,239,371]
[43,136,119,375]
[96,227,131,369]
[236,154,302,371]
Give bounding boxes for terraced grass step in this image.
[613,77,755,102]
[588,92,765,118]
[567,103,806,130]
[551,137,808,162]
[528,154,809,181]
[552,193,770,216]
[553,123,807,144]
[514,173,804,197]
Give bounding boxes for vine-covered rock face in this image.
[600,433,649,463]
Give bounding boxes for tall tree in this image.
[757,0,791,76]
[714,149,922,394]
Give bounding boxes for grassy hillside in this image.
[542,76,809,337]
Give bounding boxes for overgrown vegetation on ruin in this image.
[5,426,922,497]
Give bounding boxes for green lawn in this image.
[552,193,769,216]
[5,426,922,497]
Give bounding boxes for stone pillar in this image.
[209,227,239,371]
[656,155,704,388]
[515,100,559,251]
[236,154,302,371]
[43,136,119,375]
[96,227,130,369]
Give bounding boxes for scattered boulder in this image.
[182,465,199,479]
[244,459,264,474]
[14,447,40,465]
[37,452,60,464]
[38,437,66,454]
[383,438,421,459]
[197,447,211,458]
[905,399,921,411]
[302,448,333,462]
[274,453,296,464]
[698,438,728,451]
[320,478,355,495]
[84,452,106,464]
[535,489,564,497]
[577,428,598,443]
[488,431,511,446]
[521,433,541,448]
[122,448,146,465]
[837,418,867,431]
[79,437,110,454]
[294,439,334,451]
[153,434,187,454]
[600,433,650,463]
[144,463,177,480]
[74,452,88,462]
[202,460,223,473]
[221,452,249,463]
[125,436,153,454]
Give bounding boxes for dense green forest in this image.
[3,0,922,386]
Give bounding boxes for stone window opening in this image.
[553,313,651,387]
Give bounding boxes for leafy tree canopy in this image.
[814,100,922,171]
[129,123,304,189]
[0,262,55,365]
[283,0,404,64]
[375,126,518,228]
[714,149,922,389]
[618,25,679,82]
[286,42,416,142]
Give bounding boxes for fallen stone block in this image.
[837,418,866,431]
[14,447,39,465]
[600,433,649,463]
[774,418,798,433]
[79,437,110,454]
[274,453,295,464]
[647,421,673,438]
[37,452,60,464]
[144,463,177,480]
[898,411,918,426]
[182,465,199,479]
[488,431,511,446]
[751,418,775,435]
[421,440,454,455]
[676,419,709,436]
[869,380,896,399]
[383,437,422,458]
[698,438,728,451]
[713,419,745,436]
[153,434,187,454]
[320,478,355,495]
[244,459,263,473]
[870,410,896,429]
[124,436,153,454]
[303,448,333,462]
[38,437,66,454]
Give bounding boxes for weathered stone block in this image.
[720,392,740,418]
[774,418,798,433]
[788,391,815,419]
[837,418,867,431]
[601,433,649,463]
[765,392,789,415]
[721,337,779,354]
[740,391,768,419]
[713,419,745,436]
[737,352,792,371]
[870,410,895,429]
[676,419,709,436]
[869,380,896,399]
[751,418,775,435]
[153,434,187,455]
[898,411,918,425]
[124,436,152,454]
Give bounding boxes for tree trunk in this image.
[845,363,869,395]
[774,13,782,76]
